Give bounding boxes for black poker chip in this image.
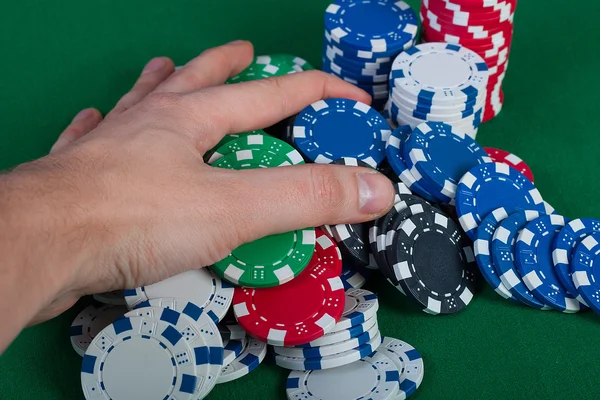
[369,195,431,274]
[379,199,438,283]
[328,158,375,267]
[389,209,478,315]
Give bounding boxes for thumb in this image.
[221,163,395,240]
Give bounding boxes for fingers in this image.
[106,57,175,119]
[50,108,103,153]
[216,164,394,241]
[154,40,254,93]
[179,71,371,153]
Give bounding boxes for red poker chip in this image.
[232,229,345,346]
[424,0,516,21]
[484,147,534,182]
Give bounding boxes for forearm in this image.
[0,166,81,352]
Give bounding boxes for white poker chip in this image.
[295,316,378,348]
[378,337,425,400]
[124,268,234,323]
[327,289,379,333]
[217,338,267,384]
[92,290,126,306]
[81,307,210,400]
[223,336,247,367]
[275,331,382,370]
[70,304,127,357]
[285,349,401,400]
[130,299,224,399]
[390,43,489,106]
[273,320,379,359]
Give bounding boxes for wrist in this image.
[0,163,94,325]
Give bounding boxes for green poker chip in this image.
[211,148,295,169]
[227,57,296,84]
[257,54,315,72]
[204,129,266,162]
[208,134,305,165]
[211,227,316,288]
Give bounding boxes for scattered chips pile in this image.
[387,42,489,139]
[419,0,516,122]
[322,0,418,111]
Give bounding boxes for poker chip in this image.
[340,266,367,289]
[385,125,440,202]
[404,121,491,200]
[273,319,379,359]
[70,304,127,357]
[217,338,268,384]
[274,331,382,370]
[324,0,417,52]
[219,321,246,341]
[484,147,534,182]
[293,98,391,167]
[208,134,305,165]
[380,198,438,282]
[124,269,234,323]
[474,206,520,301]
[327,289,379,333]
[491,210,552,310]
[419,0,516,122]
[551,218,600,308]
[456,162,552,241]
[81,308,210,400]
[390,209,478,314]
[211,227,316,288]
[295,315,378,349]
[378,337,425,400]
[571,234,600,315]
[129,302,223,398]
[227,56,296,83]
[515,215,580,313]
[205,129,266,161]
[92,290,126,306]
[331,223,370,267]
[233,230,344,346]
[211,148,296,169]
[256,54,315,72]
[285,349,400,400]
[223,336,247,367]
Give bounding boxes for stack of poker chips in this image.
[321,0,418,111]
[420,0,516,122]
[387,42,489,139]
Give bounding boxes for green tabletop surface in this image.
[2,0,600,399]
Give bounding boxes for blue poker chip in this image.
[491,210,552,310]
[551,218,600,308]
[322,59,389,83]
[293,98,390,167]
[323,31,400,63]
[571,233,600,314]
[456,162,553,241]
[385,125,441,203]
[323,44,394,73]
[515,214,581,313]
[474,206,521,302]
[324,0,418,53]
[403,121,491,201]
[341,266,367,290]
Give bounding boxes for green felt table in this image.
[1,0,600,399]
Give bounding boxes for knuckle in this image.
[309,165,347,213]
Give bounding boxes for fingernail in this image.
[357,172,394,214]
[73,108,95,122]
[228,40,246,45]
[142,57,166,74]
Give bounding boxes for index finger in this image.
[180,70,372,152]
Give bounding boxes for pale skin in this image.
[0,41,394,353]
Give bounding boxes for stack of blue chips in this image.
[321,0,418,111]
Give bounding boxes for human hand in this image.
[6,41,394,330]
